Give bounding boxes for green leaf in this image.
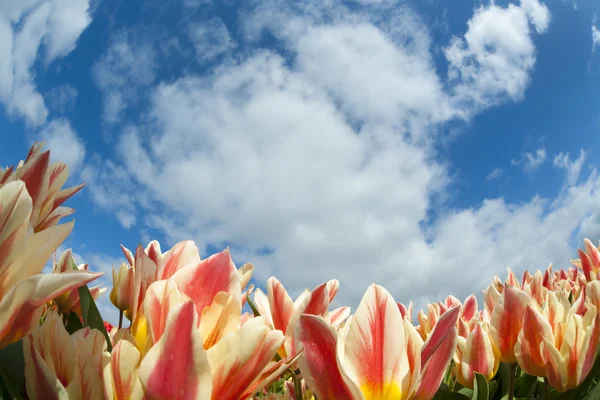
[73,261,112,352]
[246,293,261,317]
[488,380,498,399]
[472,372,490,400]
[513,373,537,398]
[0,341,25,400]
[433,383,472,400]
[492,363,512,400]
[64,311,84,334]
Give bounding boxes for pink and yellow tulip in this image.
[453,320,500,388]
[52,248,106,316]
[489,284,532,364]
[0,180,101,348]
[515,287,600,391]
[295,284,460,400]
[23,311,106,399]
[253,277,348,358]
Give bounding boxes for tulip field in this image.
[3,143,600,400]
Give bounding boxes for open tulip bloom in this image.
[6,144,600,400]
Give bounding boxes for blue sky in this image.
[2,0,600,324]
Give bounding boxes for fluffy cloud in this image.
[92,29,158,123]
[38,118,86,171]
[0,0,91,126]
[511,147,547,173]
[87,0,585,312]
[445,0,550,116]
[554,150,586,187]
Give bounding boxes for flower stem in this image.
[118,310,123,330]
[508,363,517,400]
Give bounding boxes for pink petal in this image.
[171,248,241,317]
[0,271,103,348]
[340,284,407,398]
[295,315,356,400]
[139,300,212,399]
[207,317,283,399]
[267,277,294,332]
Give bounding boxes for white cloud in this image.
[553,149,586,187]
[45,83,78,113]
[485,167,503,182]
[188,18,236,63]
[0,0,91,126]
[592,17,600,54]
[38,118,86,171]
[87,0,572,311]
[92,30,157,123]
[445,0,550,116]
[511,147,547,173]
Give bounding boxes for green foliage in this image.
[73,261,112,352]
[0,341,25,400]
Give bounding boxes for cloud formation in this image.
[511,148,547,173]
[80,0,582,313]
[0,0,92,126]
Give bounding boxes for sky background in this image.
[2,0,600,324]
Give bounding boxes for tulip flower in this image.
[515,288,600,391]
[253,277,342,358]
[0,180,102,348]
[489,284,532,364]
[23,311,106,399]
[108,276,294,400]
[453,320,500,388]
[52,248,106,315]
[0,142,84,233]
[295,284,460,400]
[110,262,135,315]
[572,238,600,281]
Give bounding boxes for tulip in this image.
[489,285,532,364]
[295,284,460,400]
[110,262,135,315]
[453,320,500,388]
[52,248,106,316]
[108,276,294,400]
[23,311,106,399]
[0,180,102,348]
[573,239,600,281]
[253,277,341,358]
[515,288,600,391]
[0,142,84,233]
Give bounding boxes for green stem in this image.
[543,377,549,400]
[118,310,123,330]
[508,363,517,400]
[293,371,302,400]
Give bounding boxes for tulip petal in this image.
[414,307,459,399]
[156,240,201,280]
[268,277,294,332]
[171,248,241,316]
[0,271,103,348]
[490,285,531,363]
[139,300,212,400]
[143,280,188,345]
[340,284,407,399]
[515,306,554,377]
[207,316,284,399]
[104,339,144,400]
[295,315,357,400]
